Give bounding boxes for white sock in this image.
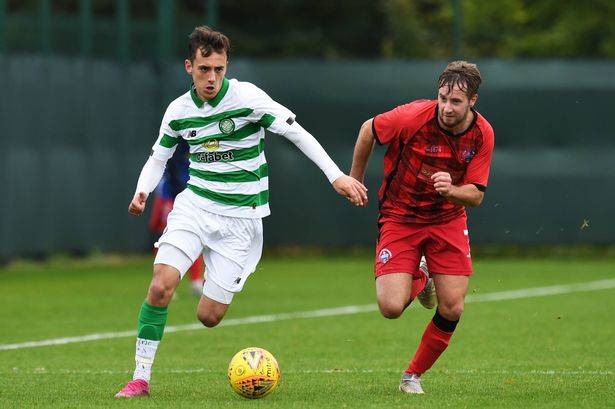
[133,338,160,382]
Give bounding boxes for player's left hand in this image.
[333,175,368,207]
[431,171,455,196]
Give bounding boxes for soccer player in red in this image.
[350,61,494,394]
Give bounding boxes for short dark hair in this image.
[438,61,482,98]
[187,26,230,61]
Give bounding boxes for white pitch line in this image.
[1,278,615,352]
[4,368,612,377]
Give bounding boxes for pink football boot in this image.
[115,379,150,398]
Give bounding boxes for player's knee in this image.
[147,281,173,304]
[438,302,464,321]
[378,300,404,319]
[197,311,222,328]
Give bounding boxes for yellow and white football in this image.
[227,347,280,399]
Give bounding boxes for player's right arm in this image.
[350,118,376,185]
[128,104,181,215]
[128,156,167,215]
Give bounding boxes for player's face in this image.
[437,84,477,131]
[185,49,227,101]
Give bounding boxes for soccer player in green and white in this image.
[115,26,367,398]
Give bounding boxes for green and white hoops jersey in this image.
[151,78,295,218]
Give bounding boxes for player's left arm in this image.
[244,82,367,205]
[281,121,368,206]
[431,173,484,207]
[433,122,495,207]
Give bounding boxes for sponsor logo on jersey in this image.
[219,118,235,134]
[420,168,433,178]
[194,151,234,163]
[426,145,443,154]
[203,139,220,151]
[379,248,392,264]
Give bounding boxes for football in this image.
[227,347,280,399]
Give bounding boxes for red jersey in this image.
[373,99,494,225]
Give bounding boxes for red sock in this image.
[406,311,457,375]
[189,256,204,282]
[410,273,428,300]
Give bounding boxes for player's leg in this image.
[195,214,264,327]
[405,274,468,374]
[400,216,472,394]
[117,194,204,398]
[374,222,428,318]
[189,256,205,296]
[376,273,413,318]
[416,256,437,309]
[195,252,239,327]
[116,243,196,398]
[376,265,433,318]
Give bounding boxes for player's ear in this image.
[470,93,478,107]
[185,59,193,74]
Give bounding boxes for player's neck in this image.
[439,110,475,136]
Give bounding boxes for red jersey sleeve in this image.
[463,115,494,189]
[373,100,436,145]
[372,106,405,145]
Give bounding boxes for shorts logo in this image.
[379,248,392,264]
[203,139,220,151]
[219,118,235,134]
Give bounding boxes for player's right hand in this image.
[128,192,148,215]
[332,175,368,207]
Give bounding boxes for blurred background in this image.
[1,0,614,261]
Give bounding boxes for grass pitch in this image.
[0,255,614,408]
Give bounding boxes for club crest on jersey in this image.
[203,139,220,151]
[379,249,392,264]
[461,148,477,162]
[219,118,235,134]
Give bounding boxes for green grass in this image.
[0,255,614,408]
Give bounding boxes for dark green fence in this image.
[1,57,613,258]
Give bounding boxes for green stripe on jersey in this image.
[169,108,254,131]
[257,113,276,129]
[187,184,269,207]
[186,122,261,145]
[159,134,178,148]
[190,139,265,163]
[189,163,268,183]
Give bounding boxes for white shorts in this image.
[153,190,263,300]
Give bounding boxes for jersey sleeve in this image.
[463,121,495,189]
[241,82,296,135]
[372,100,436,145]
[372,105,406,145]
[150,104,182,161]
